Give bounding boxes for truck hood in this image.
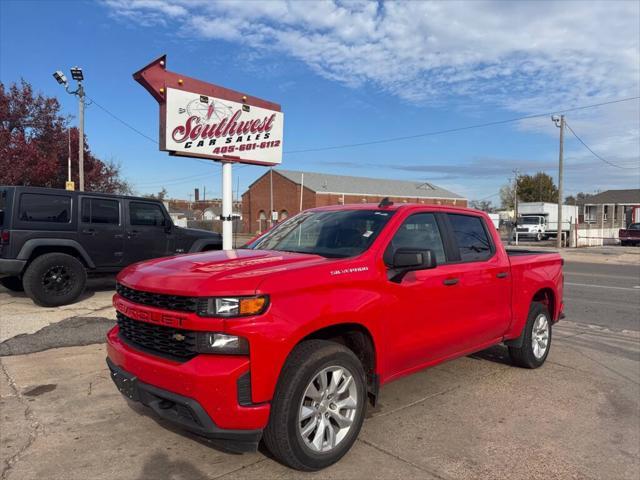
[117,249,329,296]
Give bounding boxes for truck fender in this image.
[188,238,223,253]
[17,239,95,268]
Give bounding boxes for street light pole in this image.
[77,82,85,192]
[53,67,86,191]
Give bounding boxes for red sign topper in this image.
[133,55,284,165]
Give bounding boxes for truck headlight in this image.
[196,333,249,355]
[197,295,269,318]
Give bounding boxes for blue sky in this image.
[1,0,638,204]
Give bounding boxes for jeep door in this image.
[79,196,124,267]
[124,200,174,264]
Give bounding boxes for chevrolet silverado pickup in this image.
[106,202,564,471]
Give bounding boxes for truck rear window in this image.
[247,209,394,258]
[19,193,72,223]
[448,214,493,262]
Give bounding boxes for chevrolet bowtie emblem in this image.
[172,333,186,342]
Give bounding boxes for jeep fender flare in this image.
[17,239,95,268]
[188,238,223,253]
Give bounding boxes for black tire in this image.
[22,253,87,307]
[535,232,542,242]
[620,240,629,246]
[508,302,552,369]
[0,276,24,292]
[264,340,367,471]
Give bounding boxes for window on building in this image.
[129,202,166,226]
[81,198,119,224]
[447,214,493,262]
[19,193,71,223]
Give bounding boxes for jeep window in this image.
[447,214,493,262]
[82,198,120,224]
[247,209,394,258]
[129,202,166,226]
[19,193,71,223]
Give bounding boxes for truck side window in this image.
[129,202,166,227]
[81,198,120,224]
[447,214,493,262]
[386,213,446,265]
[19,193,71,223]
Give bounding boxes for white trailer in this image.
[515,202,578,241]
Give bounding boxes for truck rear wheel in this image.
[23,253,87,307]
[508,302,552,369]
[0,276,24,292]
[264,340,367,471]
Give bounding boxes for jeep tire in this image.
[23,253,87,307]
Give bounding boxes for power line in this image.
[87,95,158,144]
[284,96,640,154]
[564,122,639,170]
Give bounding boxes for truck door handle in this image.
[81,228,95,235]
[496,272,509,278]
[443,278,459,286]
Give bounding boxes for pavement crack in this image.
[357,438,451,480]
[211,458,268,479]
[0,360,44,480]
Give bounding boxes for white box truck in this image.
[515,202,578,241]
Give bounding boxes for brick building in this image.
[241,169,466,234]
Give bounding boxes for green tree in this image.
[516,172,558,203]
[144,187,168,201]
[469,200,494,212]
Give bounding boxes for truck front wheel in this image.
[264,340,367,471]
[508,302,552,369]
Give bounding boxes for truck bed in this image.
[505,248,558,256]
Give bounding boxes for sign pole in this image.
[222,161,233,250]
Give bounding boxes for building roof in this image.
[584,189,640,205]
[273,169,465,200]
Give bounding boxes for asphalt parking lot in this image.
[1,248,639,479]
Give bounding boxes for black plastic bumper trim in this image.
[106,357,262,452]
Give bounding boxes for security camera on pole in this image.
[53,67,86,191]
[133,55,284,250]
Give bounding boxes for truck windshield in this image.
[521,217,541,225]
[246,209,394,258]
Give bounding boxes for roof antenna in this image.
[378,197,393,208]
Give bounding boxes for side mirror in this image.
[390,248,436,282]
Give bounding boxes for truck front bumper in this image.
[106,327,270,452]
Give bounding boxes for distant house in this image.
[582,189,640,227]
[241,169,466,234]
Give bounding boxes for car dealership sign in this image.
[166,88,283,165]
[134,55,283,166]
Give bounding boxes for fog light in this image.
[196,333,249,355]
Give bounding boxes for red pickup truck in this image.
[106,202,564,470]
[619,223,640,246]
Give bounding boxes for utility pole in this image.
[552,115,565,248]
[512,168,519,244]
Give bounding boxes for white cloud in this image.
[105,0,640,194]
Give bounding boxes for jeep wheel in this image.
[264,340,367,471]
[0,276,24,292]
[23,253,87,307]
[508,302,552,369]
